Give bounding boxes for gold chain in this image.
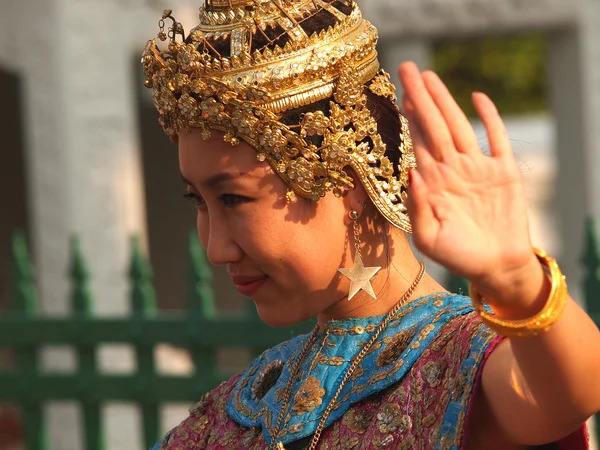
[268,325,320,450]
[277,328,331,432]
[271,262,426,450]
[352,217,362,257]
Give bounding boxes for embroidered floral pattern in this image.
[317,355,346,366]
[377,404,412,434]
[188,393,209,416]
[421,361,446,388]
[373,433,395,448]
[292,375,326,414]
[341,408,374,434]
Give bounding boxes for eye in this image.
[182,192,206,208]
[219,194,252,208]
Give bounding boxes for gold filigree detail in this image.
[142,1,415,232]
[368,71,397,103]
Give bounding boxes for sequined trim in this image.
[252,360,284,401]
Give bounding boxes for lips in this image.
[231,275,268,297]
[231,275,267,285]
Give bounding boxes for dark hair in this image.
[278,90,402,266]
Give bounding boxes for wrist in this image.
[468,247,568,337]
[469,251,552,320]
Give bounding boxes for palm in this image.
[399,63,533,283]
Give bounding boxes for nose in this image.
[202,217,243,266]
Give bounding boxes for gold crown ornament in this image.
[142,0,416,232]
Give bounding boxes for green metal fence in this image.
[0,219,598,449]
[582,218,600,442]
[0,232,312,449]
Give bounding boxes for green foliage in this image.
[433,33,547,117]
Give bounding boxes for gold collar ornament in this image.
[142,0,416,232]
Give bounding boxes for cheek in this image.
[247,214,347,290]
[229,213,278,260]
[293,231,347,288]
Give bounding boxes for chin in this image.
[253,304,306,328]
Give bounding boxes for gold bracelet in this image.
[469,247,568,338]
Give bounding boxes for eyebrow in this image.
[181,172,239,189]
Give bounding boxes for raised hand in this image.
[398,62,544,313]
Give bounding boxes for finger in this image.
[398,62,455,162]
[402,95,436,171]
[421,71,481,156]
[472,92,512,159]
[406,169,437,251]
[401,93,414,117]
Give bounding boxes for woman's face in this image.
[179,129,354,326]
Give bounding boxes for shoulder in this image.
[152,373,242,450]
[310,303,500,448]
[355,300,499,447]
[398,292,498,355]
[417,296,500,386]
[151,334,309,450]
[404,295,499,387]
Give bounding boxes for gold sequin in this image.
[377,404,412,434]
[252,360,284,400]
[318,355,346,366]
[421,361,446,388]
[156,309,500,450]
[292,376,326,414]
[342,408,374,434]
[376,329,414,367]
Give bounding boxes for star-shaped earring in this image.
[338,252,381,301]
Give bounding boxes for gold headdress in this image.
[142,0,415,232]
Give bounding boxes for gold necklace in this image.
[270,262,426,450]
[268,324,320,450]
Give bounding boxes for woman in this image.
[142,0,600,448]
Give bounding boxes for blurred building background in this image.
[0,0,599,448]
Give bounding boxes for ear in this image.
[342,168,370,225]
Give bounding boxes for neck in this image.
[317,233,446,330]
